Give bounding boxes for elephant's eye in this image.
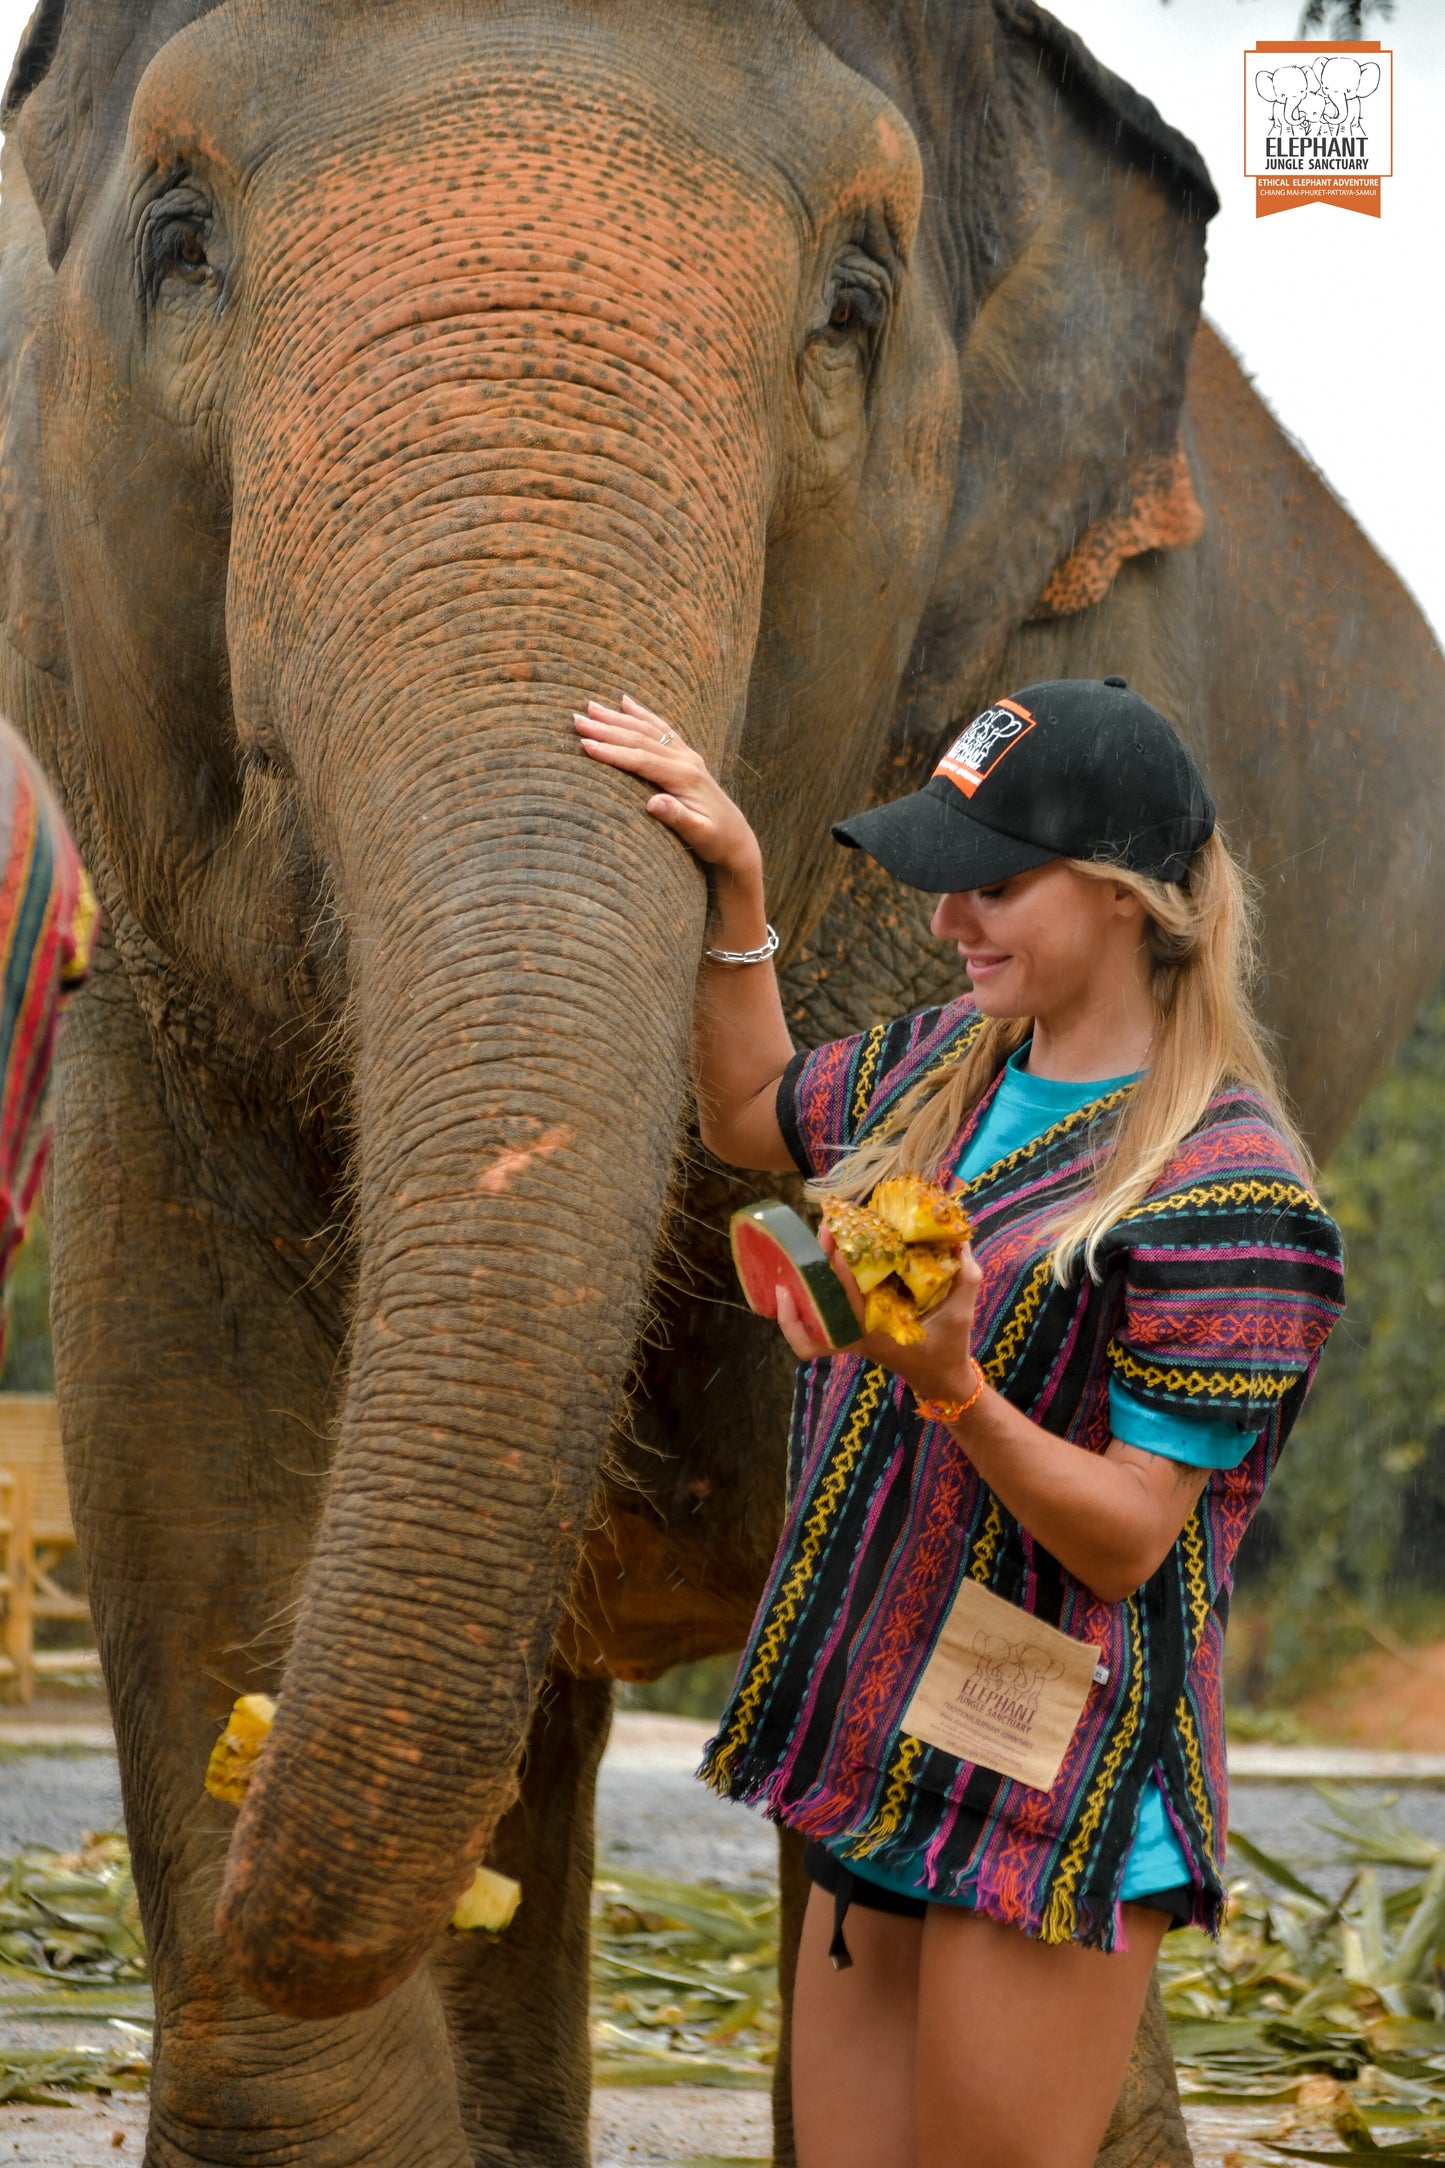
[826,284,884,339]
[820,271,888,345]
[139,185,224,308]
[810,250,892,376]
[155,220,212,284]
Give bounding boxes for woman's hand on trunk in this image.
[576,695,797,1173]
[573,697,762,895]
[774,1227,983,1405]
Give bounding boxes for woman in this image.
[574,677,1344,2168]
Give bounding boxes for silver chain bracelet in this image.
[704,923,780,967]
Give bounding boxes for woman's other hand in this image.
[774,1227,983,1405]
[573,697,761,887]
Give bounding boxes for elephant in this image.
[969,1633,1065,1703]
[1319,54,1382,140]
[1293,86,1327,137]
[1255,64,1313,135]
[1257,57,1380,144]
[0,0,1441,2162]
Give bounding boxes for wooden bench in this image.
[0,1394,99,1703]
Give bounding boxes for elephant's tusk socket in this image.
[203,1692,523,1935]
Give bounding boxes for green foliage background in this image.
[1236,983,1445,1699]
[0,1218,53,1393]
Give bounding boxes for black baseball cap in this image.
[834,678,1215,891]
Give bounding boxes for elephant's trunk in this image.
[218,742,708,2016]
[214,89,796,2016]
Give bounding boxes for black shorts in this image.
[802,1839,1193,1969]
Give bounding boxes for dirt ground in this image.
[1300,1636,1445,1749]
[0,2096,148,2162]
[0,2091,776,2166]
[0,1700,1418,2163]
[0,2092,1297,2166]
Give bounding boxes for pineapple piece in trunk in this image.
[452,1866,523,1934]
[203,1693,521,1933]
[204,1693,277,1806]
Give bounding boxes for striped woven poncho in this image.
[701,996,1344,1949]
[0,722,97,1372]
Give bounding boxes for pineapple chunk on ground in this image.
[819,1197,906,1294]
[863,1279,925,1345]
[896,1243,960,1317]
[870,1175,972,1246]
[204,1693,277,1806]
[452,1865,523,1933]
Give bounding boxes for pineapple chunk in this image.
[863,1280,925,1345]
[896,1243,960,1317]
[203,1695,520,1941]
[204,1693,276,1806]
[870,1176,972,1246]
[452,1865,523,1933]
[820,1197,906,1294]
[204,1694,522,1940]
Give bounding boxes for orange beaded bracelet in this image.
[916,1358,987,1426]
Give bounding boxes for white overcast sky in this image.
[0,0,1438,643]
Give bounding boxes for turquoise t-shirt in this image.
[829,1045,1255,1904]
[961,1051,1252,1470]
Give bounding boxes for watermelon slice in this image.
[730,1201,860,1351]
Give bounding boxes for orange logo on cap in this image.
[934,699,1037,798]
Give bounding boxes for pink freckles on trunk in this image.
[477,1124,573,1194]
[228,76,799,758]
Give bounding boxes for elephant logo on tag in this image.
[1254,55,1381,141]
[934,700,1036,797]
[1245,44,1391,216]
[968,1630,1066,1713]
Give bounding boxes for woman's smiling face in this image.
[930,861,1149,1027]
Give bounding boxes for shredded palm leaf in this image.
[592,1866,777,2089]
[0,1834,151,2104]
[1158,1788,1445,2154]
[3,1801,1445,2150]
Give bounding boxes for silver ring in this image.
[658,732,673,747]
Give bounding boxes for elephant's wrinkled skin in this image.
[0,0,1440,2160]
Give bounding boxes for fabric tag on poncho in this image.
[902,1578,1101,1792]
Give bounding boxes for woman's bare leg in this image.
[915,1902,1170,2168]
[791,1885,923,2168]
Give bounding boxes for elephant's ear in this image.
[0,142,67,679]
[2,0,225,266]
[902,0,1218,753]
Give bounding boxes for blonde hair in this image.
[807,832,1310,1282]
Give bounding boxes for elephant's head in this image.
[1256,64,1311,129]
[1295,87,1326,133]
[0,0,1214,2015]
[1319,53,1381,128]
